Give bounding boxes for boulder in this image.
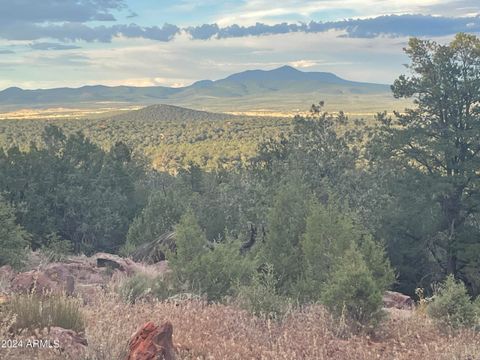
[383,291,414,310]
[43,261,107,291]
[93,253,140,275]
[11,270,58,295]
[127,321,176,360]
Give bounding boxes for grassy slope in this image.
[1,293,478,359]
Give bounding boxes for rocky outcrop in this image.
[127,321,176,360]
[93,253,140,275]
[383,291,414,310]
[10,270,58,295]
[5,253,169,300]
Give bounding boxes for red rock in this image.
[127,321,176,360]
[383,291,414,310]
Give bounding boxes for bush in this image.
[125,189,186,251]
[235,264,292,319]
[300,201,394,303]
[117,273,174,304]
[260,181,308,294]
[321,245,385,332]
[427,275,477,330]
[191,240,253,301]
[0,198,31,269]
[40,233,73,263]
[169,210,253,301]
[8,294,85,333]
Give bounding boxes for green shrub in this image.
[8,294,85,333]
[235,264,292,319]
[191,240,253,301]
[0,198,31,269]
[40,233,73,263]
[260,181,308,294]
[300,201,394,303]
[117,273,174,304]
[321,245,384,332]
[427,275,477,330]
[169,210,253,301]
[125,189,186,250]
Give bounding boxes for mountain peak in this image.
[272,65,301,73]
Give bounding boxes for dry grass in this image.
[1,289,479,360]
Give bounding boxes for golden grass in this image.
[1,289,479,360]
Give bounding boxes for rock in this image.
[93,253,140,275]
[65,275,75,296]
[44,260,108,286]
[48,327,88,358]
[127,321,176,360]
[383,291,414,310]
[11,270,58,295]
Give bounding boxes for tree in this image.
[300,201,394,301]
[125,189,185,249]
[260,180,308,294]
[373,33,480,291]
[321,244,385,331]
[0,198,31,269]
[168,210,251,300]
[254,103,361,195]
[0,126,145,253]
[168,209,210,287]
[427,275,478,329]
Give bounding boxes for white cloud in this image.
[215,0,475,26]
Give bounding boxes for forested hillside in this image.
[0,104,291,171]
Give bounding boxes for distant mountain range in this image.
[0,66,394,113]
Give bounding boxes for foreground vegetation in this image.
[1,287,479,360]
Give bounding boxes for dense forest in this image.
[1,34,480,330]
[0,105,291,172]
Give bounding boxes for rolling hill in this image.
[0,66,399,114]
[107,104,238,123]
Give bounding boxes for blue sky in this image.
[0,0,479,89]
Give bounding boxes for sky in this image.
[0,0,479,90]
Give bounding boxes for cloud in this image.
[29,42,82,51]
[0,23,180,43]
[421,0,480,17]
[0,0,126,24]
[213,0,480,26]
[186,15,480,40]
[0,49,14,54]
[0,1,478,44]
[289,60,322,68]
